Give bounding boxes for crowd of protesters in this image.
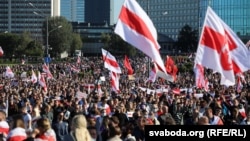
[0,55,249,141]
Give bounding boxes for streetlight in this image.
[29,2,62,58]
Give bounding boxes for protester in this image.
[6,114,27,141]
[0,55,250,141]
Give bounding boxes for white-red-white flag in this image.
[114,0,168,78]
[102,48,121,74]
[194,63,205,88]
[146,63,157,83]
[42,63,53,79]
[110,71,120,93]
[195,6,250,86]
[5,66,14,78]
[38,71,47,92]
[31,70,37,84]
[0,46,3,57]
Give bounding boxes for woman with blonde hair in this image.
[63,115,91,141]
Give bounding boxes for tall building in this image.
[0,0,60,43]
[136,0,250,42]
[85,0,110,25]
[137,0,199,42]
[61,0,84,22]
[200,0,250,40]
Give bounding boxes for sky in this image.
[113,0,124,24]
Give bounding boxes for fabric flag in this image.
[6,127,27,141]
[5,66,14,78]
[165,56,178,82]
[42,63,53,79]
[236,76,243,93]
[195,6,250,86]
[31,70,37,84]
[194,63,205,88]
[110,71,120,93]
[146,63,157,83]
[114,0,168,78]
[0,46,3,57]
[38,72,47,92]
[102,48,121,74]
[124,55,134,75]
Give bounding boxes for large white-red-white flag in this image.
[114,0,168,79]
[102,48,121,74]
[195,6,250,86]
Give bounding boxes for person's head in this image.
[9,114,25,129]
[205,107,214,119]
[0,110,6,121]
[87,126,97,140]
[36,117,51,134]
[197,116,210,125]
[162,106,169,114]
[110,116,119,127]
[109,126,121,138]
[165,117,176,125]
[71,115,91,141]
[21,106,28,114]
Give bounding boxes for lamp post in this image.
[29,3,62,58]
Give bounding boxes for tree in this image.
[70,33,83,56]
[101,33,137,56]
[43,16,73,57]
[25,40,44,57]
[0,33,19,57]
[176,24,198,53]
[15,31,33,58]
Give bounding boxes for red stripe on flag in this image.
[119,6,158,51]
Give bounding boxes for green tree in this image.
[0,33,19,57]
[176,24,198,53]
[101,33,137,56]
[70,33,83,56]
[15,31,33,58]
[43,16,73,57]
[25,40,44,57]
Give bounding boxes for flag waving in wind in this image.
[114,0,168,78]
[195,6,250,86]
[102,49,121,74]
[0,46,3,57]
[124,55,134,75]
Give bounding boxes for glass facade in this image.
[137,0,199,41]
[85,0,110,25]
[61,0,84,22]
[0,0,51,42]
[200,0,250,38]
[136,0,250,41]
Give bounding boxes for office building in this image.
[136,0,250,43]
[0,0,60,43]
[85,0,110,25]
[61,0,84,22]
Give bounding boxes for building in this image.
[0,0,60,42]
[85,0,110,25]
[136,0,250,43]
[71,22,112,55]
[200,0,250,41]
[60,0,84,22]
